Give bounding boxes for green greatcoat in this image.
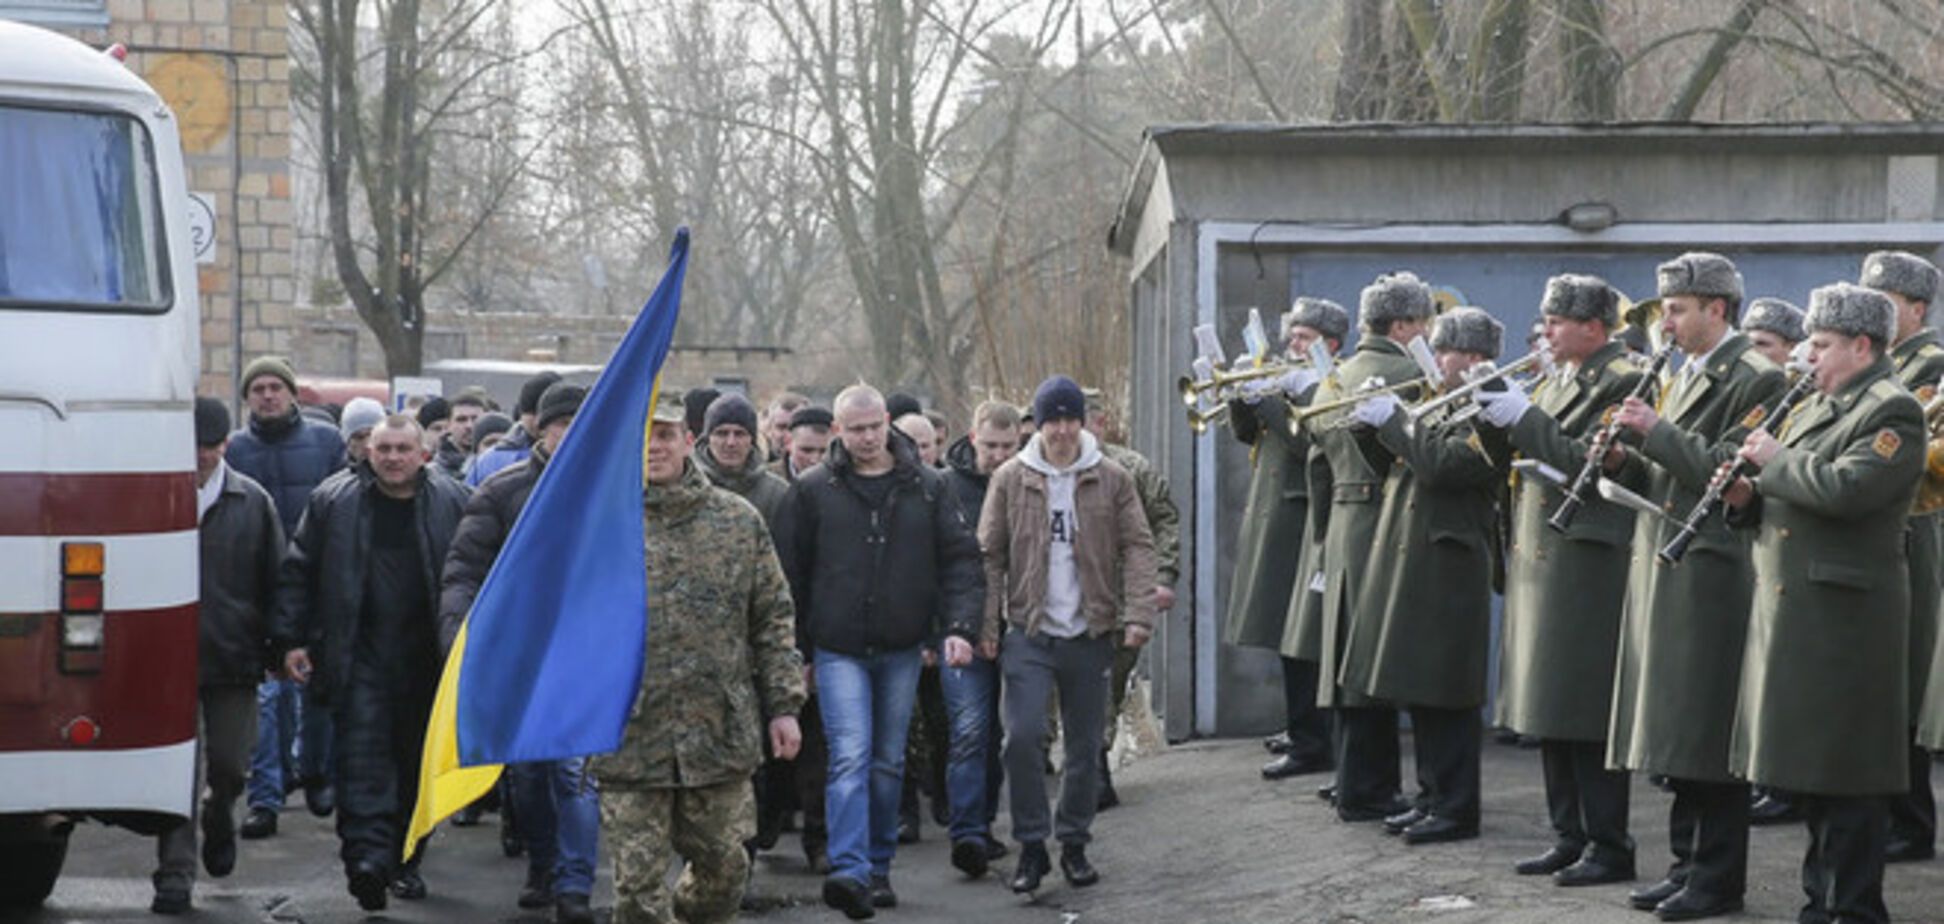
[1222,393,1312,651]
[1731,356,1922,795]
[1606,334,1785,781]
[1305,337,1424,709]
[1496,339,1644,742]
[1277,486,1327,662]
[1892,329,1944,721]
[1340,411,1507,710]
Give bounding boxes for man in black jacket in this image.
[151,399,286,915]
[772,384,984,919]
[274,415,468,912]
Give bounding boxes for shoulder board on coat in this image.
[1607,356,1639,377]
[1921,343,1944,361]
[1869,379,1906,403]
[1736,349,1777,374]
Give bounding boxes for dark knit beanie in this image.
[239,355,298,397]
[471,412,514,447]
[1032,375,1086,425]
[704,393,760,437]
[537,383,587,430]
[517,372,563,418]
[683,387,720,437]
[194,397,231,446]
[416,396,451,428]
[887,392,924,421]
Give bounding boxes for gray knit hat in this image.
[1358,271,1435,329]
[1741,297,1805,343]
[1657,252,1744,302]
[1540,273,1622,328]
[1804,282,1896,347]
[339,396,386,440]
[1282,297,1350,345]
[1431,307,1504,358]
[1860,250,1940,304]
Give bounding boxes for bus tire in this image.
[0,821,70,909]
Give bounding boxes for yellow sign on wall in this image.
[146,54,231,154]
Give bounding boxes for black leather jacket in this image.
[198,466,284,686]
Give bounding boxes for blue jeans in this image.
[940,656,1000,843]
[816,646,922,884]
[506,758,600,897]
[248,679,337,812]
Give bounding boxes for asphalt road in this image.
[29,738,1944,923]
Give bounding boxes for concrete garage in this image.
[1108,122,1944,742]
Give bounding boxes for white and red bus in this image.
[0,21,202,909]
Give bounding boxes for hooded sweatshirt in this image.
[695,439,790,523]
[1017,429,1103,638]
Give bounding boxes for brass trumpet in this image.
[1287,378,1431,428]
[1177,361,1303,409]
[1186,402,1230,435]
[1405,349,1552,426]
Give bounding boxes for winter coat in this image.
[467,425,535,488]
[941,434,990,525]
[225,407,346,534]
[696,441,790,524]
[1892,329,1944,719]
[197,466,285,686]
[437,445,549,652]
[772,426,983,657]
[1222,393,1310,651]
[1099,442,1181,587]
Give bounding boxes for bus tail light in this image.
[59,542,105,672]
[61,614,105,648]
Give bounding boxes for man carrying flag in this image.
[591,390,807,924]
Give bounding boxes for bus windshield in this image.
[0,104,171,311]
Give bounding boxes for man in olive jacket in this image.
[1225,297,1347,781]
[1724,282,1924,924]
[1306,272,1434,823]
[1864,250,1944,863]
[1606,253,1787,920]
[1473,274,1646,886]
[1341,307,1511,847]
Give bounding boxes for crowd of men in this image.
[166,350,1182,923]
[1224,250,1944,923]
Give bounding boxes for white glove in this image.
[1236,376,1279,403]
[1350,392,1400,428]
[1276,366,1320,397]
[1473,379,1532,429]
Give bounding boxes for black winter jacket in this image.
[940,435,990,526]
[772,427,983,657]
[437,446,547,652]
[198,466,284,686]
[225,408,347,534]
[272,464,469,705]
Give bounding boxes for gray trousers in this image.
[155,685,258,890]
[1002,631,1114,847]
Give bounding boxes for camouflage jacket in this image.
[592,460,806,790]
[1101,442,1182,586]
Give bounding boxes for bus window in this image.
[0,104,171,312]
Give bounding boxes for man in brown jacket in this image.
[978,374,1158,895]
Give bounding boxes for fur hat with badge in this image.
[1358,271,1435,329]
[1539,273,1621,328]
[1657,252,1744,303]
[1282,297,1350,345]
[1804,282,1896,347]
[1741,297,1805,343]
[1860,251,1941,305]
[1431,307,1503,358]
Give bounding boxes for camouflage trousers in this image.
[600,780,754,924]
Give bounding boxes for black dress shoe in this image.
[150,886,191,915]
[1315,783,1337,803]
[554,893,595,924]
[347,860,390,911]
[1748,793,1799,826]
[983,836,1009,861]
[951,838,990,878]
[1011,842,1050,893]
[1885,837,1935,862]
[1554,857,1635,887]
[201,812,237,878]
[806,844,832,875]
[1337,799,1412,823]
[1514,846,1580,876]
[304,779,336,818]
[1655,887,1743,921]
[1264,731,1293,753]
[1382,807,1427,835]
[239,807,277,839]
[1262,753,1330,780]
[518,867,553,909]
[390,868,427,900]
[821,875,875,920]
[1059,844,1100,888]
[1402,815,1478,845]
[1630,878,1683,910]
[868,874,898,908]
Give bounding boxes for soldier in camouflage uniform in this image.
[592,393,806,924]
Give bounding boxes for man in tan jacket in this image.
[977,374,1158,895]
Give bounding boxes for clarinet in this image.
[1549,346,1676,533]
[1657,371,1818,564]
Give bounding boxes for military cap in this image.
[1860,250,1940,304]
[650,388,687,424]
[1741,297,1806,343]
[1540,273,1622,328]
[1804,282,1896,347]
[1430,307,1504,358]
[1282,296,1350,345]
[1359,271,1435,329]
[1657,251,1744,302]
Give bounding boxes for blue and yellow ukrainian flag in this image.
[406,230,691,858]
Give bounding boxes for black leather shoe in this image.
[1884,837,1935,863]
[200,812,236,878]
[1315,783,1337,803]
[347,860,390,911]
[1382,807,1427,835]
[517,867,552,909]
[150,886,191,915]
[554,893,594,924]
[1337,799,1411,823]
[1011,842,1050,893]
[390,868,426,900]
[1059,844,1100,888]
[983,836,1009,861]
[1554,857,1635,887]
[1630,878,1683,910]
[1655,887,1743,921]
[304,778,336,818]
[1262,753,1331,780]
[1264,731,1293,754]
[1514,846,1580,876]
[1402,815,1478,845]
[1748,793,1799,826]
[239,807,277,839]
[805,843,832,875]
[821,875,875,920]
[868,874,897,908]
[951,838,990,878]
